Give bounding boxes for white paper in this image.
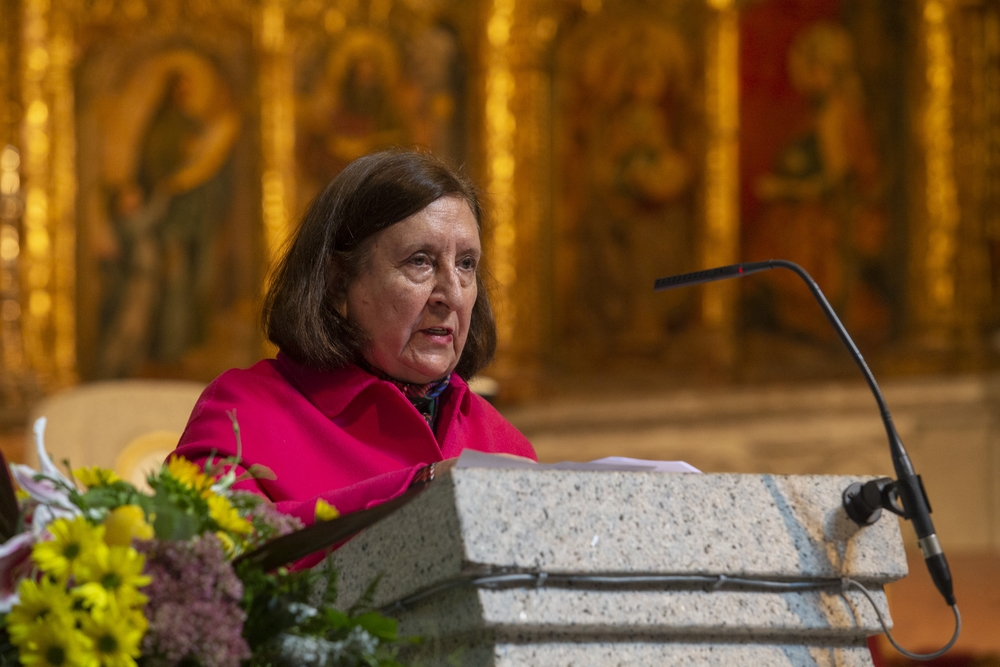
[455,450,701,473]
[588,456,701,473]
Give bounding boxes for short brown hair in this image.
[263,149,497,380]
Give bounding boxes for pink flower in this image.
[139,535,250,667]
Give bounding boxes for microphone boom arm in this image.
[654,259,956,607]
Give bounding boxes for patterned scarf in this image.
[359,360,450,430]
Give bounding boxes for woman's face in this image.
[346,196,481,384]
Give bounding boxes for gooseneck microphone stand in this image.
[655,259,960,657]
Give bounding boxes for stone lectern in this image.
[331,466,906,666]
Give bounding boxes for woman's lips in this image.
[419,327,453,343]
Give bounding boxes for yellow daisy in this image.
[80,607,144,667]
[72,468,120,489]
[16,617,93,667]
[73,546,150,611]
[102,506,153,547]
[314,499,340,522]
[7,578,76,643]
[207,494,251,535]
[215,531,236,556]
[33,517,107,581]
[165,457,213,497]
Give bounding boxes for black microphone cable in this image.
[381,570,960,660]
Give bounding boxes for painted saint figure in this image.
[559,21,697,359]
[746,22,889,344]
[298,31,410,199]
[97,53,240,377]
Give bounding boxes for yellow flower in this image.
[165,457,213,497]
[102,507,153,547]
[74,546,149,611]
[34,517,107,581]
[314,498,340,522]
[73,468,120,489]
[215,531,236,556]
[7,578,76,643]
[80,607,144,667]
[15,616,93,667]
[207,494,251,535]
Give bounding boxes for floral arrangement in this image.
[0,417,408,667]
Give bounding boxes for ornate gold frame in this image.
[12,0,970,391]
[17,0,295,391]
[488,0,743,383]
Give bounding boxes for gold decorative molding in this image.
[0,0,28,385]
[484,0,517,350]
[48,5,77,385]
[20,0,79,389]
[702,0,740,333]
[255,0,295,280]
[920,0,960,330]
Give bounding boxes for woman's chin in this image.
[399,357,456,383]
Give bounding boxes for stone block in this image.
[331,468,905,666]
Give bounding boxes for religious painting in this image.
[293,17,467,211]
[740,0,908,350]
[76,31,262,382]
[552,4,706,371]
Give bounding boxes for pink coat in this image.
[172,354,536,525]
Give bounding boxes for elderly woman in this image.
[171,150,536,525]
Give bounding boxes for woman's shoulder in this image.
[188,358,296,420]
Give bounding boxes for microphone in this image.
[655,259,956,608]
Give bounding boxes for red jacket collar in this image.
[272,352,470,422]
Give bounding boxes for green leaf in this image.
[135,494,155,515]
[347,575,383,616]
[352,612,398,641]
[322,608,351,632]
[152,496,198,541]
[236,465,277,483]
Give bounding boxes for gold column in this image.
[0,146,25,381]
[916,0,960,340]
[20,0,51,382]
[48,5,76,385]
[256,0,295,279]
[19,0,77,389]
[702,0,740,357]
[0,0,27,383]
[484,0,517,353]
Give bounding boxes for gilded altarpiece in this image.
[5,0,997,398]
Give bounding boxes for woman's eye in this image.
[459,257,478,271]
[409,254,431,267]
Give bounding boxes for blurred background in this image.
[1,0,1000,662]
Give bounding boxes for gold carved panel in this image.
[7,0,996,397]
[509,0,740,381]
[15,0,481,388]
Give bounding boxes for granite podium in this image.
[330,466,907,667]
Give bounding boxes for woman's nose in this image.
[430,264,462,309]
